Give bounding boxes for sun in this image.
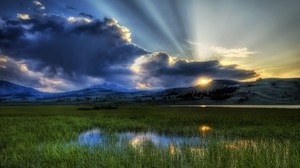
[196,77,212,86]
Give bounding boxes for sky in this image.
[0,0,299,92]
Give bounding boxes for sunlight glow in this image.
[0,57,8,62]
[138,1,185,54]
[19,64,29,72]
[196,78,212,86]
[136,83,151,90]
[210,47,256,58]
[87,0,300,79]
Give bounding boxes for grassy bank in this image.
[0,105,299,167]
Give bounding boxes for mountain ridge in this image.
[0,78,300,104]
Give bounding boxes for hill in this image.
[0,78,299,104]
[0,80,48,101]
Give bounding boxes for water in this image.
[169,105,300,109]
[119,132,203,147]
[78,129,204,148]
[78,129,104,146]
[77,128,259,154]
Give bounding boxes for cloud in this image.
[17,14,30,20]
[67,16,92,23]
[131,52,258,88]
[0,4,259,91]
[0,55,60,92]
[0,13,148,90]
[210,46,256,58]
[0,55,106,92]
[33,0,45,12]
[78,13,94,19]
[187,41,256,59]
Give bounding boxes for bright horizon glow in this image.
[196,78,212,86]
[88,0,300,79]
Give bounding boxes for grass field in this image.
[0,105,299,168]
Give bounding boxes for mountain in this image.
[156,78,300,104]
[47,83,138,99]
[0,80,140,102]
[158,79,240,100]
[1,78,299,104]
[0,80,48,100]
[90,83,136,92]
[233,78,300,104]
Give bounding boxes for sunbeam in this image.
[0,0,299,91]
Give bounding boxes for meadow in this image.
[0,105,299,168]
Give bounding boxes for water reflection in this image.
[77,128,259,155]
[120,132,201,147]
[78,129,103,146]
[78,129,204,149]
[199,125,212,136]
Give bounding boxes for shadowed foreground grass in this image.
[0,105,299,167]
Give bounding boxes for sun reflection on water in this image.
[169,144,176,155]
[199,125,212,136]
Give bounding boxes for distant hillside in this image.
[50,83,138,99]
[0,78,299,104]
[0,80,48,101]
[156,78,300,104]
[157,79,241,102]
[233,78,300,104]
[90,83,137,92]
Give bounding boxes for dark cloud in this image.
[78,12,94,19]
[0,55,41,88]
[0,55,107,92]
[0,13,148,89]
[133,52,258,88]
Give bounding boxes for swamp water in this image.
[76,126,257,153]
[78,129,206,148]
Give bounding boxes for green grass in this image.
[0,105,299,167]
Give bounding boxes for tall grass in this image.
[0,105,299,167]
